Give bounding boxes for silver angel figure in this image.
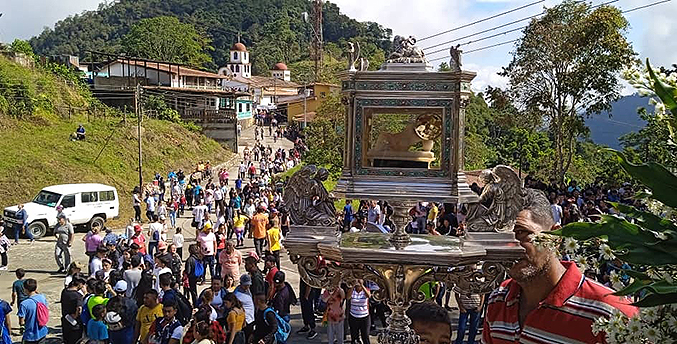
[466,165,525,232]
[283,165,336,227]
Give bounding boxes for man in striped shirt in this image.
[482,189,637,344]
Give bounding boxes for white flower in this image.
[645,326,659,342]
[643,307,659,322]
[599,244,615,261]
[627,316,642,333]
[564,237,580,253]
[609,271,625,290]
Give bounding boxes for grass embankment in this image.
[0,55,233,226]
[0,116,232,226]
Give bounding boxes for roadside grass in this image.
[0,115,232,227]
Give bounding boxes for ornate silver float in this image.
[283,36,527,344]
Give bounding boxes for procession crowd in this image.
[0,120,644,344]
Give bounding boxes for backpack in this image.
[193,259,204,278]
[152,228,159,241]
[29,297,49,328]
[263,308,291,343]
[171,290,193,326]
[80,295,93,326]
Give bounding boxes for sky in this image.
[0,0,675,93]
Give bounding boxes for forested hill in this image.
[29,0,392,75]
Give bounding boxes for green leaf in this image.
[554,216,677,265]
[647,58,677,114]
[614,279,651,296]
[642,280,677,295]
[633,292,677,307]
[609,202,677,234]
[610,150,677,208]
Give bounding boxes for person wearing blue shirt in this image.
[87,304,109,342]
[342,200,354,232]
[13,204,34,244]
[17,278,48,343]
[0,298,12,344]
[76,124,86,140]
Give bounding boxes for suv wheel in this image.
[89,216,105,230]
[28,221,47,239]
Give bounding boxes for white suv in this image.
[3,183,119,239]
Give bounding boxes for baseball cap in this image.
[273,271,285,284]
[134,224,142,232]
[158,241,167,251]
[245,251,259,262]
[57,213,67,220]
[240,274,252,286]
[113,280,128,292]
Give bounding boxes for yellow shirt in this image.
[233,215,247,228]
[267,227,281,252]
[428,204,439,221]
[136,303,163,341]
[227,308,246,333]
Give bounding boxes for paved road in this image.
[0,124,381,344]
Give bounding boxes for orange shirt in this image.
[250,213,269,239]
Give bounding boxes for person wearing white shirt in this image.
[172,228,185,258]
[153,255,173,292]
[550,197,563,225]
[145,195,156,222]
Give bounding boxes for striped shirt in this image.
[350,290,370,318]
[482,261,638,344]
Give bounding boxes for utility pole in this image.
[135,84,143,193]
[303,84,307,129]
[313,0,323,82]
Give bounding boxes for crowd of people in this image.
[0,118,644,344]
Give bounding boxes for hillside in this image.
[29,0,392,75]
[0,55,232,226]
[587,94,648,148]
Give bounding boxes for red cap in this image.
[134,224,142,232]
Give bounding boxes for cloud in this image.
[465,63,509,93]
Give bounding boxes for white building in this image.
[218,42,252,79]
[270,62,291,81]
[96,59,225,90]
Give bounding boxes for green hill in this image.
[29,0,392,76]
[0,55,232,226]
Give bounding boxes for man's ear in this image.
[550,223,561,232]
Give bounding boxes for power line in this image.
[419,0,545,41]
[622,0,671,13]
[426,0,670,62]
[422,0,618,52]
[425,26,525,56]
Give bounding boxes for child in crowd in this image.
[87,304,109,343]
[407,301,452,344]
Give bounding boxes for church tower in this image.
[218,41,251,79]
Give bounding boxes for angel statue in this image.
[465,165,525,232]
[283,165,336,227]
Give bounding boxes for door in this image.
[79,191,99,225]
[59,194,78,222]
[98,190,117,219]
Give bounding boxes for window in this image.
[60,194,76,208]
[81,192,98,203]
[32,190,62,207]
[239,103,243,112]
[230,65,234,72]
[236,65,240,73]
[99,191,116,202]
[233,52,238,60]
[246,103,251,112]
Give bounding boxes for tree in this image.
[122,16,213,67]
[501,0,635,182]
[10,39,35,57]
[303,93,344,176]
